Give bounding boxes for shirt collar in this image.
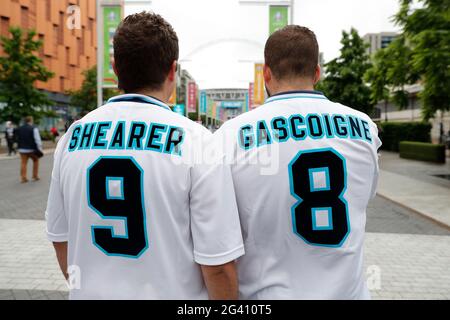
[107,94,172,111]
[266,90,328,104]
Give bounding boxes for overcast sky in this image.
[124,0,401,90]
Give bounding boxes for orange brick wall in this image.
[0,0,97,94]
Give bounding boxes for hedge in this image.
[39,130,53,141]
[399,141,445,163]
[380,122,431,151]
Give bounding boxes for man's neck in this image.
[133,89,168,103]
[269,79,316,96]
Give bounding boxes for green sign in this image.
[103,6,122,87]
[269,6,289,35]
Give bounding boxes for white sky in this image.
[124,0,401,90]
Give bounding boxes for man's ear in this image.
[168,61,177,82]
[313,64,321,85]
[112,61,118,78]
[263,64,272,84]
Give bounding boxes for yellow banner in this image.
[168,86,177,105]
[212,102,217,119]
[254,63,265,105]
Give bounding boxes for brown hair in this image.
[264,25,319,80]
[113,12,179,93]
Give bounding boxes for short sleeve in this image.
[369,121,382,199]
[45,134,68,242]
[189,128,244,266]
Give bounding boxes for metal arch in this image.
[180,38,265,61]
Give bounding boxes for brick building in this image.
[0,0,97,125]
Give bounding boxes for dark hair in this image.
[113,12,179,93]
[265,25,319,80]
[25,116,33,124]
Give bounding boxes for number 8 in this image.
[289,148,350,247]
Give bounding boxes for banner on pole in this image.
[244,92,249,113]
[173,104,185,116]
[249,82,255,110]
[187,82,197,113]
[253,64,265,105]
[102,5,122,88]
[200,91,207,114]
[269,5,289,35]
[168,86,177,105]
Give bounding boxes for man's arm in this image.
[53,242,68,280]
[33,127,42,151]
[201,261,239,300]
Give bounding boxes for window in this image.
[21,6,29,30]
[58,12,64,45]
[46,0,51,21]
[0,17,10,37]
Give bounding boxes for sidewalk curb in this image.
[377,192,450,231]
[0,149,55,161]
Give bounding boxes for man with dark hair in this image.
[16,116,42,183]
[46,12,243,300]
[214,26,381,299]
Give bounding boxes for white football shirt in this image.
[214,91,381,300]
[45,94,244,300]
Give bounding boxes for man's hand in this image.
[53,242,68,280]
[200,261,239,300]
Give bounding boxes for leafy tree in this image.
[317,28,373,114]
[67,66,117,112]
[365,36,419,120]
[365,48,391,121]
[383,36,419,109]
[394,0,450,121]
[0,27,54,124]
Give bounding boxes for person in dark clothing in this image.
[16,116,43,183]
[4,121,16,156]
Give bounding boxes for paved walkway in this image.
[378,151,450,228]
[0,217,448,300]
[0,151,449,300]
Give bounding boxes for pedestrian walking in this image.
[4,121,16,156]
[16,116,43,183]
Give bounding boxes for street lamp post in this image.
[97,0,125,108]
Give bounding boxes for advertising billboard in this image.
[173,104,185,116]
[102,6,122,88]
[187,82,197,113]
[269,5,289,35]
[253,64,265,105]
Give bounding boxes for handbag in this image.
[33,149,44,159]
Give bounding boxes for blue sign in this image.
[173,104,185,116]
[220,101,243,109]
[200,91,207,114]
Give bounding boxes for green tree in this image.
[317,28,373,114]
[365,48,391,121]
[365,36,419,120]
[67,66,117,112]
[0,27,54,124]
[383,36,419,109]
[394,0,450,121]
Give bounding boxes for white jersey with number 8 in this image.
[213,91,381,299]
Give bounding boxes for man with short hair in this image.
[214,26,381,299]
[46,12,244,300]
[4,121,16,156]
[16,116,42,183]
